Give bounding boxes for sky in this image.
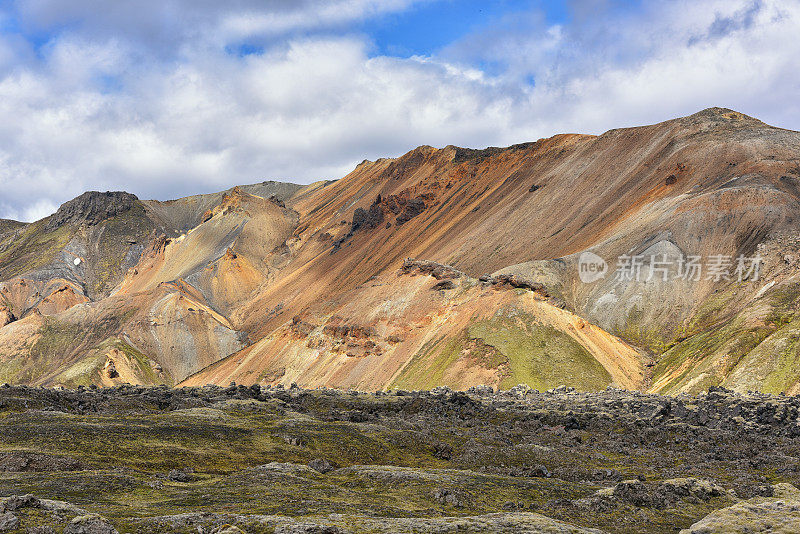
[0,0,798,221]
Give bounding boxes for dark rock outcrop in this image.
[308,458,335,474]
[385,195,426,225]
[64,513,118,534]
[45,191,139,231]
[603,478,724,509]
[452,142,537,164]
[268,195,286,208]
[104,360,118,379]
[431,279,456,290]
[351,203,384,232]
[0,451,83,472]
[167,468,195,482]
[482,274,545,293]
[402,258,464,280]
[332,193,427,251]
[332,196,385,250]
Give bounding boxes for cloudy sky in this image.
[0,0,798,221]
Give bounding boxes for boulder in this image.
[602,478,724,509]
[63,514,118,534]
[167,468,194,482]
[0,451,83,472]
[0,512,18,531]
[0,494,38,512]
[308,458,335,474]
[275,524,339,534]
[432,487,463,506]
[511,465,550,478]
[680,483,800,533]
[431,279,455,290]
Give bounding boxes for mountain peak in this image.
[45,191,139,230]
[683,107,763,125]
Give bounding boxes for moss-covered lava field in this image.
[1,383,799,533]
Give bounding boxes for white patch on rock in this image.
[755,280,776,299]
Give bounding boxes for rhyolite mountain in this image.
[2,107,800,394]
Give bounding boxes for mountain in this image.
[2,108,800,394]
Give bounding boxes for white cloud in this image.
[0,197,56,222]
[217,0,422,41]
[14,0,428,50]
[0,0,798,221]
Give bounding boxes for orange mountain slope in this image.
[2,108,800,393]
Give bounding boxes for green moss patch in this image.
[390,312,611,391]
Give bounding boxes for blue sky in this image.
[0,0,798,221]
[364,1,568,57]
[205,1,571,60]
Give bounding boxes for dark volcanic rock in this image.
[511,465,550,478]
[0,384,799,534]
[384,195,426,225]
[63,514,118,534]
[606,478,724,509]
[395,199,425,225]
[268,195,286,208]
[0,494,39,512]
[452,142,537,163]
[431,279,456,290]
[276,524,340,534]
[489,274,545,293]
[432,442,454,460]
[0,512,19,531]
[351,204,384,232]
[402,258,464,280]
[308,458,335,474]
[332,193,426,251]
[45,191,139,231]
[332,197,385,250]
[0,451,83,472]
[104,360,119,379]
[167,468,195,482]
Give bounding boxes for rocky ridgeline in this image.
[44,191,138,231]
[401,258,563,304]
[401,258,465,279]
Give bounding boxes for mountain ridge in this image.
[2,107,800,394]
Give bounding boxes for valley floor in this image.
[0,384,799,533]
